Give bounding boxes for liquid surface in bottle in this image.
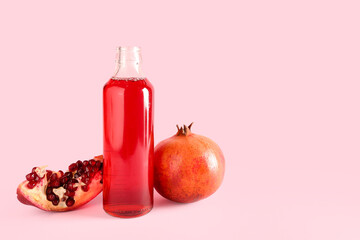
[103,78,154,218]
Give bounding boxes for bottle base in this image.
[104,204,152,218]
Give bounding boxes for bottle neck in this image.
[112,47,145,79]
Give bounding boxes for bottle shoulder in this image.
[143,78,154,92]
[103,78,153,92]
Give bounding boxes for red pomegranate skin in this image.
[154,125,225,203]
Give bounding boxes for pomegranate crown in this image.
[176,122,193,136]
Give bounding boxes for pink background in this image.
[1,0,360,239]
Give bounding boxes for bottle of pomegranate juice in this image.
[103,46,154,217]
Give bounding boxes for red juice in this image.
[103,77,154,218]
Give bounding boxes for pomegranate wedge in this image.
[17,155,103,211]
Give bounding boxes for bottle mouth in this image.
[116,46,142,63]
[117,46,141,52]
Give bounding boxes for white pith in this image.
[34,166,47,178]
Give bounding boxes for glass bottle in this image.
[103,46,154,218]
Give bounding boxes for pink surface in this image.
[1,0,360,239]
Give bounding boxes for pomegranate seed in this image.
[68,163,78,172]
[81,173,87,179]
[46,170,52,179]
[83,177,91,185]
[34,174,40,182]
[30,172,37,180]
[65,190,75,197]
[77,160,83,167]
[47,193,56,201]
[77,168,84,175]
[88,172,95,178]
[69,179,78,183]
[52,197,60,206]
[27,181,37,189]
[67,183,78,191]
[85,166,92,172]
[58,170,64,177]
[32,167,37,173]
[81,185,89,192]
[26,173,33,181]
[95,161,101,169]
[89,159,96,166]
[83,160,89,166]
[68,185,78,191]
[74,173,80,178]
[50,173,58,181]
[60,176,69,185]
[91,167,99,173]
[46,187,53,195]
[66,197,75,207]
[51,179,61,188]
[64,172,72,178]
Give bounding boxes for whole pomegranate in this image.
[17,155,103,211]
[154,123,225,203]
